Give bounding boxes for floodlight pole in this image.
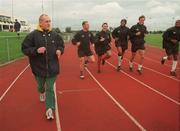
[11,0,14,21]
[42,0,44,13]
[172,17,175,26]
[52,0,54,27]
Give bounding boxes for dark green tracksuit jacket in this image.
[22,28,64,77]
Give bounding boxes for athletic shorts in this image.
[78,49,93,58]
[96,45,111,56]
[131,44,145,53]
[165,46,179,56]
[115,41,128,52]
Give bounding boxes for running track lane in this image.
[0,58,28,96]
[125,48,180,76]
[87,59,179,131]
[112,44,180,78]
[0,42,179,129]
[56,44,142,131]
[0,66,57,131]
[110,50,180,102]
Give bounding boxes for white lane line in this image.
[144,56,180,70]
[106,61,180,105]
[126,49,180,70]
[58,88,100,94]
[112,48,179,70]
[0,64,30,102]
[112,51,180,82]
[85,68,147,131]
[54,83,62,131]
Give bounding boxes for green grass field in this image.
[0,32,163,64]
[145,33,163,48]
[0,32,26,64]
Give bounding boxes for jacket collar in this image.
[37,25,52,32]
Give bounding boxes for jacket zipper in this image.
[44,32,49,77]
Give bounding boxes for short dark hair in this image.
[139,15,145,20]
[82,21,88,26]
[102,22,108,27]
[121,19,127,24]
[175,20,180,27]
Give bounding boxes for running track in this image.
[0,43,179,131]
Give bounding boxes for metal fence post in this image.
[6,38,10,61]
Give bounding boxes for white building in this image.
[0,13,31,32]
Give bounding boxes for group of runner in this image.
[72,15,180,79]
[22,14,180,119]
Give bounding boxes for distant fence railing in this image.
[62,32,75,43]
[0,33,74,65]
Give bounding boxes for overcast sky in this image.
[0,0,180,31]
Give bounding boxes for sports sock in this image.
[118,56,122,66]
[163,56,168,60]
[129,61,133,68]
[138,64,142,70]
[171,60,177,72]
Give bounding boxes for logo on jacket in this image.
[81,35,85,38]
[89,34,91,37]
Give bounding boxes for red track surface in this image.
[0,43,179,131]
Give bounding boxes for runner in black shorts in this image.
[72,21,95,79]
[95,23,112,73]
[129,15,148,74]
[112,19,130,71]
[161,20,180,76]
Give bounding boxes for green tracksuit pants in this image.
[35,75,57,111]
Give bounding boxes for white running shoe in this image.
[40,93,45,102]
[46,108,54,120]
[80,75,85,79]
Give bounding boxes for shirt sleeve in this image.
[21,32,39,56]
[72,32,80,45]
[108,32,111,43]
[144,26,148,34]
[163,29,172,42]
[90,32,95,44]
[95,32,100,44]
[112,28,117,39]
[56,33,65,55]
[129,25,136,38]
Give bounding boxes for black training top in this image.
[95,30,111,50]
[162,26,180,48]
[112,26,130,44]
[130,23,148,45]
[72,30,94,50]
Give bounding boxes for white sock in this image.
[163,56,168,60]
[118,56,122,66]
[129,61,133,68]
[138,64,142,70]
[171,60,177,72]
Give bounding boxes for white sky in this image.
[0,0,180,31]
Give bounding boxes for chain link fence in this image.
[0,33,74,65]
[0,35,25,65]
